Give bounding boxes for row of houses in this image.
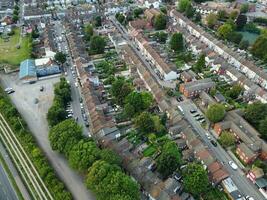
[65,17,196,200]
[170,10,267,101]
[172,11,267,103]
[120,43,231,195]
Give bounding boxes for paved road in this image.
[52,21,89,136]
[0,163,18,200]
[178,100,265,200]
[0,141,31,200]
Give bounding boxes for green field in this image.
[0,28,31,68]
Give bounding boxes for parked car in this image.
[211,140,217,147]
[190,109,196,113]
[173,172,182,181]
[5,87,15,94]
[228,161,238,170]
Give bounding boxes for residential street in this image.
[110,14,265,200]
[178,100,265,200]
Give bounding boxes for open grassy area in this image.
[0,28,31,68]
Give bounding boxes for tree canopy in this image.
[134,112,155,133]
[170,33,184,52]
[183,162,209,197]
[84,24,94,41]
[86,160,140,200]
[111,77,133,106]
[206,13,218,28]
[244,101,267,128]
[68,139,100,171]
[225,84,243,99]
[217,24,233,39]
[236,14,247,30]
[259,117,267,140]
[153,14,167,30]
[49,119,83,155]
[124,91,153,117]
[178,0,191,12]
[54,52,66,65]
[47,103,67,127]
[89,35,106,55]
[193,54,206,73]
[157,142,182,178]
[206,104,225,123]
[251,34,267,60]
[218,131,236,148]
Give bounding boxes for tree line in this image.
[47,78,141,200]
[0,87,72,199]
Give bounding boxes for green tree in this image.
[259,117,267,139]
[155,31,168,43]
[111,77,133,106]
[133,8,143,18]
[206,13,218,28]
[100,149,122,166]
[218,131,236,147]
[251,34,267,60]
[185,3,195,18]
[86,160,119,192]
[124,91,153,117]
[153,13,167,30]
[47,103,67,127]
[229,10,239,20]
[170,32,184,52]
[178,0,191,12]
[240,4,249,13]
[227,32,243,44]
[12,14,19,22]
[54,77,71,106]
[115,13,125,24]
[134,112,155,133]
[84,24,94,41]
[96,170,140,200]
[194,54,206,73]
[68,139,100,171]
[206,104,225,123]
[236,14,247,30]
[157,142,182,178]
[183,162,209,197]
[49,119,83,155]
[225,84,243,99]
[54,52,66,65]
[217,23,233,39]
[217,10,227,20]
[94,16,102,27]
[86,160,140,200]
[244,101,267,128]
[89,35,106,55]
[239,39,249,50]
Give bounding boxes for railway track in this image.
[0,113,53,200]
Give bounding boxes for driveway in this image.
[0,73,95,200]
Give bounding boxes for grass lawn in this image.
[143,145,157,157]
[0,28,31,68]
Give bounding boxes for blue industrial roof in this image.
[19,59,37,79]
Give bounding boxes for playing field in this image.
[0,28,31,68]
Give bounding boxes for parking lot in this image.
[0,72,94,200]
